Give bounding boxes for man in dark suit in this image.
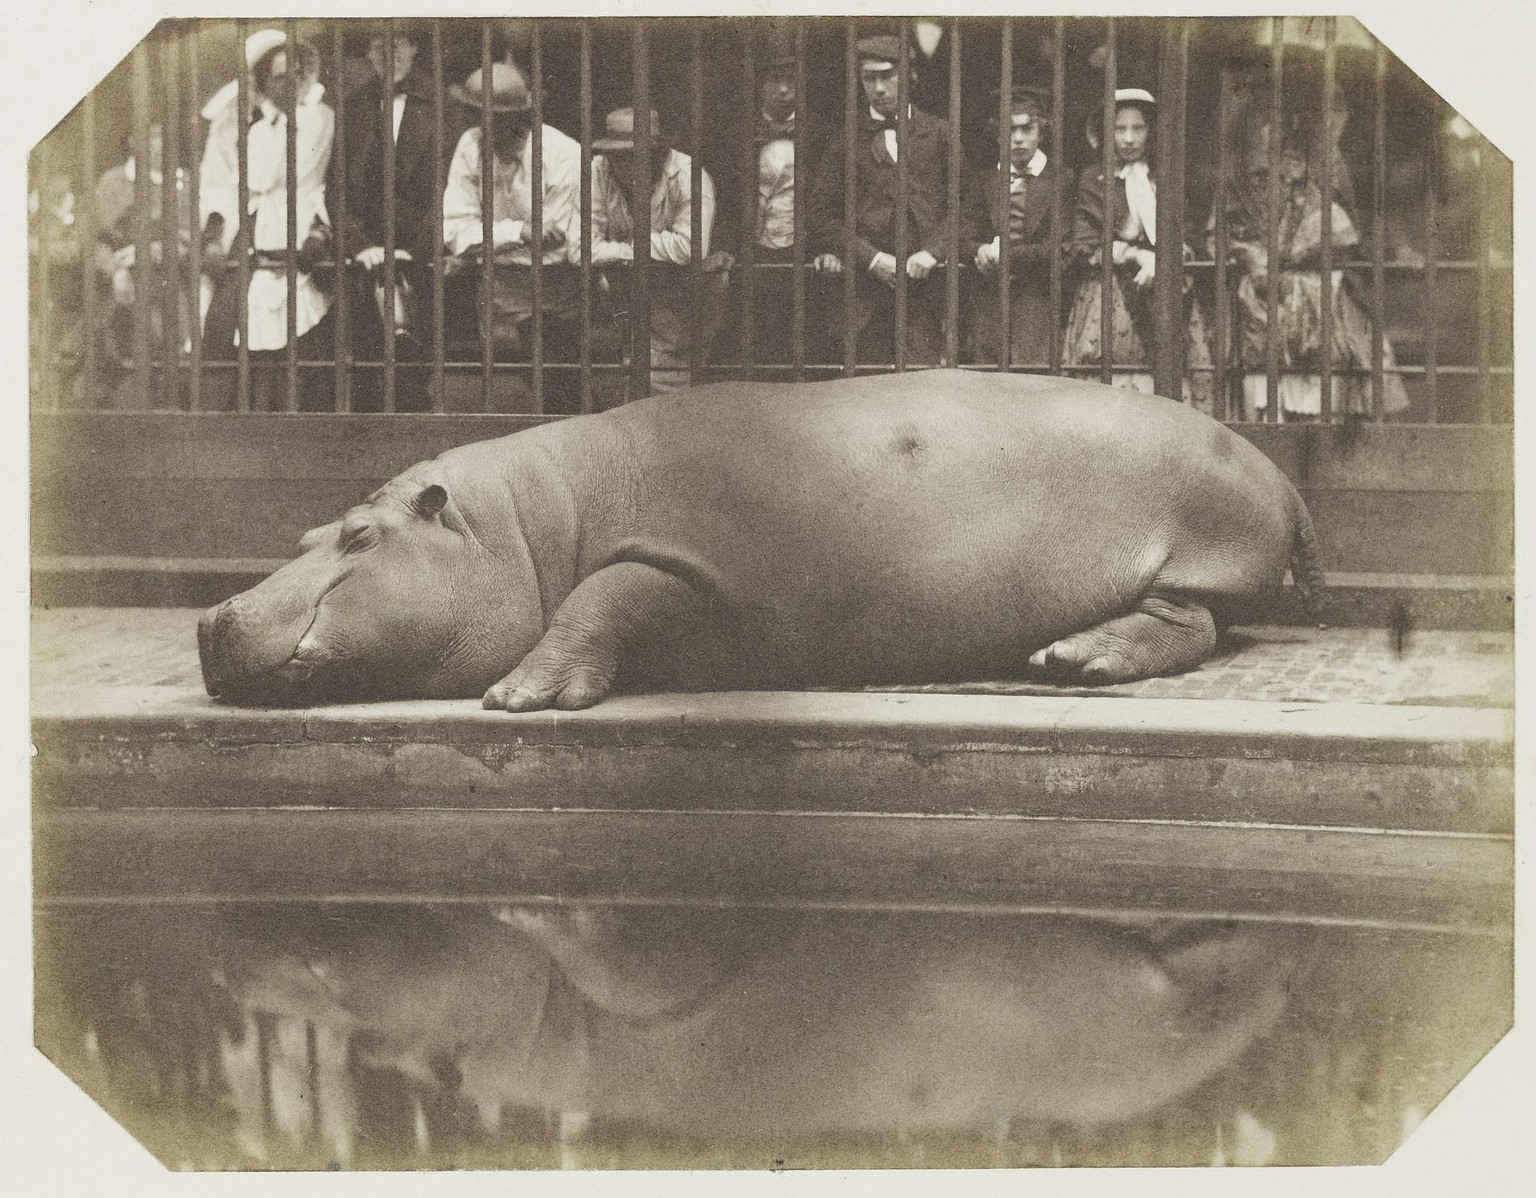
[806,34,962,368]
[965,85,1062,368]
[329,20,451,411]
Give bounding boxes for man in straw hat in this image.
[805,32,962,367]
[588,105,723,395]
[442,59,584,412]
[963,84,1061,368]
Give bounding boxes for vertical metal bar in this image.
[79,93,98,408]
[894,28,909,372]
[1099,20,1117,386]
[1212,64,1232,419]
[1264,18,1283,420]
[1371,39,1386,418]
[737,29,757,377]
[842,21,858,375]
[1475,134,1493,423]
[579,20,594,412]
[236,18,252,412]
[944,19,961,368]
[479,23,494,413]
[689,24,704,384]
[791,24,807,380]
[631,22,652,401]
[996,21,1012,372]
[254,1013,275,1134]
[185,23,202,412]
[162,30,186,411]
[332,21,351,412]
[284,16,299,412]
[304,1021,322,1145]
[431,19,446,413]
[1318,17,1336,421]
[1423,94,1441,421]
[1050,18,1066,374]
[382,18,399,414]
[130,40,153,410]
[1152,22,1183,400]
[531,20,545,412]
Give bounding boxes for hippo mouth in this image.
[198,601,344,707]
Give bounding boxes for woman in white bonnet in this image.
[198,28,336,410]
[1061,87,1214,408]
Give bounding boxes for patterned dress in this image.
[1217,148,1409,418]
[1061,162,1214,410]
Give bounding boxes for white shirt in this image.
[391,92,406,144]
[869,105,912,163]
[442,124,584,263]
[756,117,795,250]
[588,147,715,265]
[1009,148,1047,192]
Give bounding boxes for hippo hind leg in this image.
[1028,592,1216,685]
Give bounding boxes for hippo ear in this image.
[411,484,448,520]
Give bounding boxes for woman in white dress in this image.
[199,30,336,410]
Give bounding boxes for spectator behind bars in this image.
[727,35,800,371]
[329,20,442,411]
[588,106,725,395]
[442,61,584,413]
[962,86,1061,369]
[806,34,960,369]
[93,122,197,407]
[1211,86,1409,421]
[1061,87,1213,408]
[199,29,337,411]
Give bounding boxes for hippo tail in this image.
[1287,486,1327,628]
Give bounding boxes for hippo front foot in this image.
[483,660,615,712]
[483,560,707,713]
[1028,594,1217,685]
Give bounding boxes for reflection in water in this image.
[34,904,1509,1169]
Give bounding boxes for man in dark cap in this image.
[328,20,444,411]
[806,32,963,368]
[442,60,584,411]
[588,105,723,395]
[964,84,1062,367]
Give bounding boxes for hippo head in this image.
[199,475,539,705]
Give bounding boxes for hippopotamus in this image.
[199,369,1322,708]
[218,904,1302,1161]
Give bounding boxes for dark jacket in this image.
[328,65,456,266]
[963,157,1062,278]
[806,107,962,269]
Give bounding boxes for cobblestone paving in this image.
[31,607,1514,709]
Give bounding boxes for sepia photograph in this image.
[11,0,1529,1185]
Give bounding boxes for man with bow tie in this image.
[329,21,445,411]
[806,34,961,368]
[963,85,1061,368]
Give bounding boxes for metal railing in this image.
[26,15,1513,422]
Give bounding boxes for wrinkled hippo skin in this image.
[221,906,1303,1152]
[199,370,1322,709]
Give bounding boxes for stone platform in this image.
[31,608,1514,934]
